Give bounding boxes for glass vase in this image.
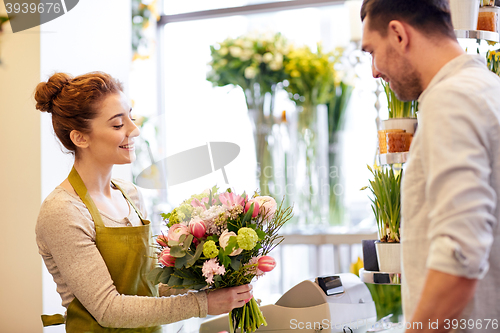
[245,83,276,197]
[292,103,327,230]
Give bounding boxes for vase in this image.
[375,241,401,273]
[292,103,327,230]
[245,84,276,197]
[328,131,344,225]
[382,118,418,134]
[327,82,353,226]
[449,0,480,30]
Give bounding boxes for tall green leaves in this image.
[362,165,402,242]
[381,80,418,118]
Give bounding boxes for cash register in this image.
[199,273,377,332]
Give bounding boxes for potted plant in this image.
[362,165,402,273]
[379,81,418,154]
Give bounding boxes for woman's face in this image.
[84,92,140,166]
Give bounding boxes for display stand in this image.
[360,268,401,285]
[378,152,408,165]
[454,29,500,43]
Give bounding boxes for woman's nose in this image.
[128,120,140,138]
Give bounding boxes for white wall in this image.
[0,1,131,332]
[0,2,42,332]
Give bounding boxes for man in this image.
[360,0,500,332]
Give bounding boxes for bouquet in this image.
[206,32,289,101]
[148,186,293,333]
[283,44,342,106]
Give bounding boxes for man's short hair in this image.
[361,0,455,39]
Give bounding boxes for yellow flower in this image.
[350,257,364,277]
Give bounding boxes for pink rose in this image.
[255,196,277,222]
[167,224,190,242]
[189,217,206,239]
[156,234,168,247]
[158,248,176,267]
[244,199,260,218]
[219,229,242,256]
[257,256,276,272]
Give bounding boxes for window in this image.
[151,2,376,331]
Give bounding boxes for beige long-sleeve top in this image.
[402,55,500,327]
[36,178,208,328]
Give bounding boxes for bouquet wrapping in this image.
[148,186,293,333]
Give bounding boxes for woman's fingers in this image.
[207,284,253,315]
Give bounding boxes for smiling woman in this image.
[33,72,253,332]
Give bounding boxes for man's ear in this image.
[387,20,410,53]
[70,130,90,149]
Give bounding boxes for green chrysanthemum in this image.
[203,240,219,258]
[237,227,258,250]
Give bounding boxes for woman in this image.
[35,72,252,332]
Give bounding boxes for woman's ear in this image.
[70,130,89,149]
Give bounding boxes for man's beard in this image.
[386,45,423,102]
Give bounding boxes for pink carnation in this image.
[202,258,226,284]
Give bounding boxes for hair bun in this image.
[35,73,73,113]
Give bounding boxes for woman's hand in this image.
[207,284,253,315]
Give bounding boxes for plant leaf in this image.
[147,267,164,285]
[182,234,193,250]
[170,245,187,258]
[167,274,183,287]
[158,267,174,284]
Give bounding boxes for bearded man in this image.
[361,1,500,332]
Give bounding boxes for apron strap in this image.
[68,166,105,227]
[111,180,148,224]
[41,314,65,327]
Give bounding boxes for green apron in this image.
[42,167,161,333]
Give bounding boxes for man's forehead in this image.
[361,21,373,52]
[361,17,383,52]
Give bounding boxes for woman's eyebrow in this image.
[108,113,124,121]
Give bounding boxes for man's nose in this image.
[372,61,381,79]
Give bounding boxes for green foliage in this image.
[381,80,418,118]
[367,284,402,322]
[131,0,154,54]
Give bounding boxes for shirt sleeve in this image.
[420,85,497,279]
[36,195,208,328]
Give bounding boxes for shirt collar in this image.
[418,54,486,104]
